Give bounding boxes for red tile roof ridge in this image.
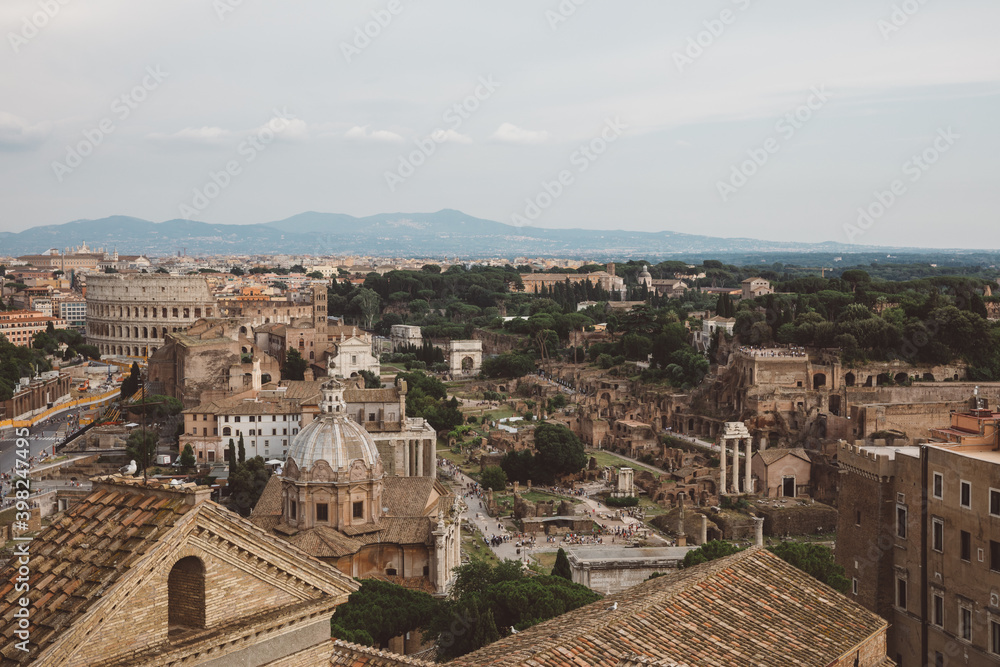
[331,639,437,665]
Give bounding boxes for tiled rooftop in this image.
[0,486,195,664]
[448,548,889,667]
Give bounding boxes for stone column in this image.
[731,441,739,494]
[744,438,752,495]
[754,517,764,547]
[719,440,727,496]
[417,440,424,476]
[700,514,708,545]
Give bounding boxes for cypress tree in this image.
[552,547,573,580]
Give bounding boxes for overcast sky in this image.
[1,0,998,247]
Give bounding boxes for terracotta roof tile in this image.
[0,487,193,664]
[447,548,888,667]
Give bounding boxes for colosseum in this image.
[86,274,219,358]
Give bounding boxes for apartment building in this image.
[837,403,1000,666]
[0,310,68,347]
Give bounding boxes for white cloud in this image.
[148,126,231,145]
[0,112,50,150]
[491,122,549,144]
[249,117,309,142]
[430,128,473,144]
[344,125,404,142]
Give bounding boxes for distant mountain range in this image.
[0,209,975,259]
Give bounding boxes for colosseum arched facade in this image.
[86,274,219,358]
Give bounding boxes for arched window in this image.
[222,426,231,436]
[168,556,205,630]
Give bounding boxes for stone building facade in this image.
[85,273,219,358]
[250,379,460,596]
[836,410,1000,666]
[0,476,359,666]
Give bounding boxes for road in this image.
[0,404,93,490]
[441,466,653,566]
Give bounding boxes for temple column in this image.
[417,440,424,476]
[719,440,727,495]
[744,438,752,494]
[731,440,739,493]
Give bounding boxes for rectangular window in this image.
[896,578,907,610]
[992,619,1000,655]
[897,505,908,539]
[290,502,297,519]
[991,489,1000,517]
[961,531,971,562]
[935,652,943,667]
[855,510,861,526]
[353,501,364,519]
[933,472,943,499]
[316,503,328,521]
[933,593,944,627]
[960,480,971,508]
[852,578,859,595]
[960,606,972,641]
[932,518,944,552]
[991,540,1000,572]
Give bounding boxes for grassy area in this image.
[520,490,581,505]
[587,450,661,480]
[532,550,559,572]
[636,495,670,518]
[462,534,500,566]
[459,404,517,423]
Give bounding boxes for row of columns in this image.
[407,439,434,477]
[719,436,752,494]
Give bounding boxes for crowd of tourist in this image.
[738,345,807,358]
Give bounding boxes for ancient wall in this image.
[472,328,525,355]
[755,502,838,536]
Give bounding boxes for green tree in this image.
[532,423,586,485]
[359,369,381,388]
[680,540,744,568]
[552,548,572,580]
[283,347,308,381]
[351,288,382,329]
[227,438,237,478]
[480,466,507,492]
[767,542,850,594]
[238,434,246,464]
[426,560,600,660]
[480,352,535,379]
[125,429,157,469]
[180,444,196,468]
[331,579,439,648]
[120,362,141,400]
[228,456,271,516]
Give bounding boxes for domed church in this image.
[251,378,461,596]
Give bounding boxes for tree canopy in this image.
[331,579,438,648]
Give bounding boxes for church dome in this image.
[285,378,380,473]
[287,414,380,471]
[639,266,652,278]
